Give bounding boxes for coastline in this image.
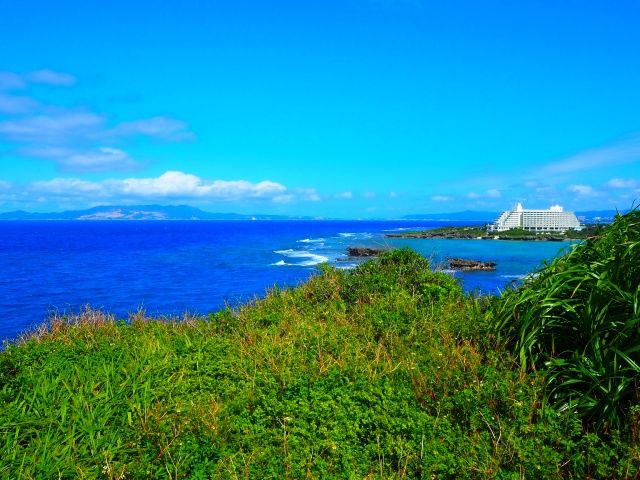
[385,232,572,241]
[385,224,594,242]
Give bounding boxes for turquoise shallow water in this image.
[382,237,576,294]
[0,220,576,341]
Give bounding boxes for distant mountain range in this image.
[0,205,625,222]
[0,205,307,221]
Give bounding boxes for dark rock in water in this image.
[448,258,496,271]
[347,247,386,257]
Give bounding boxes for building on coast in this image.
[488,203,582,233]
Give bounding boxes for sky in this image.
[0,0,639,218]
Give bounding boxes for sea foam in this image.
[273,249,329,267]
[338,232,373,239]
[297,237,325,243]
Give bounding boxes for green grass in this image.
[1,248,639,478]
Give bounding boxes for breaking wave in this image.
[273,249,329,267]
[297,238,325,243]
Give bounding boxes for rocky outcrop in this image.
[447,258,496,271]
[347,247,386,257]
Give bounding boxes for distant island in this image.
[0,205,623,222]
[0,205,311,221]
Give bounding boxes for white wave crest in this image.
[382,227,425,232]
[273,249,329,266]
[338,232,373,239]
[298,237,325,243]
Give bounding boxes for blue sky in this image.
[0,0,639,217]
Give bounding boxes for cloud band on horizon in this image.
[25,171,288,203]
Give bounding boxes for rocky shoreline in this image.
[341,248,497,272]
[385,232,567,241]
[337,247,388,261]
[447,258,496,271]
[346,247,387,257]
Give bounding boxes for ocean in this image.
[0,220,576,342]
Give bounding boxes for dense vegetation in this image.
[494,209,640,430]
[496,226,597,240]
[0,211,638,478]
[386,225,596,240]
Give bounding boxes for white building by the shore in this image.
[488,203,582,233]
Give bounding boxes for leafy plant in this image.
[494,208,640,429]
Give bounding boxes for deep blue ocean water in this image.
[0,220,576,342]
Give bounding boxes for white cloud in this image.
[57,147,139,172]
[389,191,397,198]
[543,134,640,175]
[0,69,75,90]
[28,147,141,173]
[431,195,453,202]
[0,69,195,174]
[0,180,11,189]
[467,189,500,199]
[363,192,376,199]
[0,112,105,144]
[0,71,26,90]
[568,184,594,196]
[117,171,286,199]
[337,191,353,199]
[0,113,195,145]
[30,171,289,203]
[606,178,637,189]
[272,189,321,203]
[110,116,194,141]
[296,188,321,202]
[32,177,107,198]
[26,69,76,87]
[273,194,295,204]
[1,112,194,172]
[0,94,39,114]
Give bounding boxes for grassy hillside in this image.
[1,238,639,477]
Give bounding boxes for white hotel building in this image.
[488,203,582,233]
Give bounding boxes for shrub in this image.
[493,209,640,429]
